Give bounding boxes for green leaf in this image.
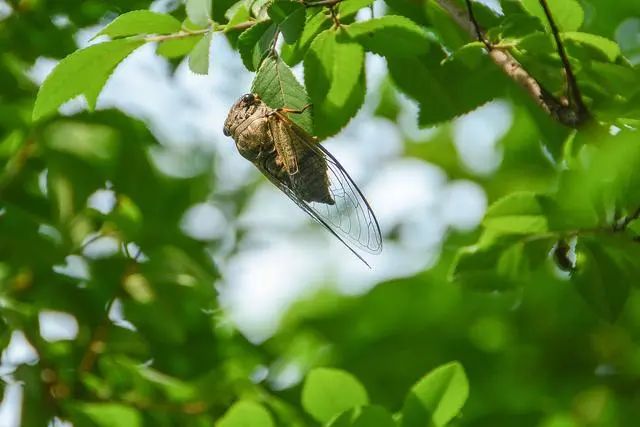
[338,0,374,19]
[94,10,181,39]
[33,39,144,121]
[216,401,275,427]
[572,237,636,321]
[328,406,396,427]
[268,0,306,44]
[424,0,468,51]
[185,0,212,28]
[401,361,468,427]
[251,0,272,20]
[45,121,119,166]
[374,77,401,121]
[450,242,522,291]
[388,46,505,126]
[281,8,331,66]
[188,32,212,74]
[488,12,544,42]
[520,0,584,32]
[346,15,429,57]
[156,34,204,58]
[562,32,621,62]
[74,403,142,427]
[225,3,251,31]
[237,20,277,71]
[252,56,313,133]
[302,367,369,424]
[483,192,549,234]
[304,28,365,138]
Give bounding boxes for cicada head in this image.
[223,93,263,138]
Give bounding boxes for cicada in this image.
[223,93,382,266]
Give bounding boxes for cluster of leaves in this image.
[451,127,640,320]
[32,0,640,138]
[219,363,468,426]
[3,0,640,425]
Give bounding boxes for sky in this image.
[0,0,515,424]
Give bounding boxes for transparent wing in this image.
[260,113,382,263]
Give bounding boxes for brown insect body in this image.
[224,93,383,265]
[224,94,333,205]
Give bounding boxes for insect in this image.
[223,93,382,266]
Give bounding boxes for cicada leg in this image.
[276,104,312,115]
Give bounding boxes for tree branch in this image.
[436,0,588,128]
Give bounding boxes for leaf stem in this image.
[144,20,257,43]
[145,28,210,42]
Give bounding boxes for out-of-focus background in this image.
[2,0,640,425]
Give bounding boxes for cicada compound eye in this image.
[241,93,255,104]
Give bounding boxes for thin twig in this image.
[464,0,491,50]
[329,4,341,27]
[303,0,343,7]
[538,0,589,120]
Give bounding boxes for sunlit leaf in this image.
[33,39,144,120]
[483,192,549,234]
[74,403,142,427]
[401,362,468,427]
[156,34,204,58]
[328,405,396,427]
[188,32,212,74]
[217,401,275,427]
[302,367,369,423]
[520,0,584,31]
[338,0,374,19]
[563,32,621,62]
[304,28,365,138]
[185,0,212,28]
[94,10,181,39]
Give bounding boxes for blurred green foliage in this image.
[2,0,640,426]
